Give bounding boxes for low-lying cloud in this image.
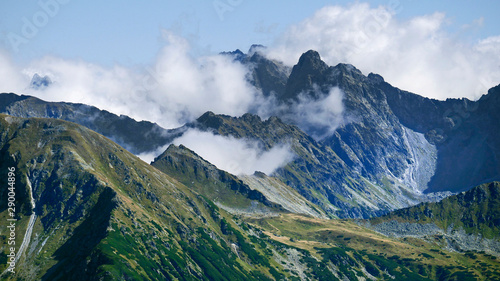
[2,31,261,130]
[171,129,295,175]
[253,85,344,140]
[0,50,27,93]
[266,3,500,100]
[280,86,344,140]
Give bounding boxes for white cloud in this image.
[283,86,344,140]
[13,31,259,129]
[136,143,171,164]
[148,32,259,127]
[266,3,500,100]
[23,56,139,117]
[256,86,344,140]
[3,2,498,165]
[172,129,295,175]
[0,50,28,93]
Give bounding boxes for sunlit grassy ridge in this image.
[0,115,286,280]
[249,213,500,280]
[0,114,499,280]
[370,182,500,239]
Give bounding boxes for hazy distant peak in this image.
[30,73,52,89]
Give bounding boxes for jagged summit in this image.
[282,50,367,101]
[219,48,246,61]
[248,44,266,56]
[295,50,328,71]
[282,50,329,100]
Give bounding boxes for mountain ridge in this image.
[1,48,499,220]
[0,93,179,155]
[1,113,499,279]
[366,181,500,256]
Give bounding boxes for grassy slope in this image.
[370,182,500,239]
[151,144,284,215]
[248,213,500,280]
[0,114,498,280]
[0,115,286,280]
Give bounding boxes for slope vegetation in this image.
[367,182,500,256]
[1,115,498,280]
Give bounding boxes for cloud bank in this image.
[255,86,344,140]
[172,129,295,175]
[2,31,260,130]
[281,86,344,140]
[0,50,27,93]
[0,31,333,170]
[267,3,500,100]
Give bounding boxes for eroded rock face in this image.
[184,50,461,218]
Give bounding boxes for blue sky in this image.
[0,0,500,133]
[1,0,499,66]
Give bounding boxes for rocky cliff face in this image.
[188,111,447,219]
[223,45,291,98]
[279,50,439,195]
[181,49,463,218]
[383,81,500,193]
[274,49,499,196]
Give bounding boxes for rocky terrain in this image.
[0,47,499,280]
[1,114,498,280]
[2,48,499,220]
[0,93,180,154]
[366,182,500,256]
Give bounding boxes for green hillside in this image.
[368,182,500,251]
[0,114,498,280]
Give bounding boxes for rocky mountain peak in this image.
[248,44,266,56]
[282,50,330,101]
[195,111,226,130]
[295,50,328,71]
[367,72,385,84]
[479,83,500,111]
[241,112,262,123]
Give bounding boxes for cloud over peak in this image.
[171,129,295,176]
[267,3,500,100]
[2,31,262,130]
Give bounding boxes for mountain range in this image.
[0,47,499,280]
